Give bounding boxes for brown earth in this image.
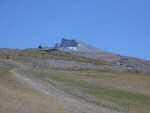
[0,70,76,113]
[0,69,118,113]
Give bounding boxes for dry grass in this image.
[0,69,80,113]
[0,48,150,113]
[24,69,150,113]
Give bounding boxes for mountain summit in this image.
[54,38,103,54]
[53,38,150,73]
[55,38,78,48]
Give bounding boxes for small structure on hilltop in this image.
[38,44,43,49]
[38,44,51,51]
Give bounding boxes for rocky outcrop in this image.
[54,38,103,54]
[53,38,150,74]
[60,38,79,47]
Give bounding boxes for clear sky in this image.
[0,0,150,60]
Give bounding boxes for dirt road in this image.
[0,69,116,113]
[2,68,98,113]
[0,71,78,113]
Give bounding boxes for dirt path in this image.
[0,69,121,113]
[0,70,80,113]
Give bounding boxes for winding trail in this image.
[0,70,78,113]
[0,68,121,113]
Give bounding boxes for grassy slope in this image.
[0,69,10,77]
[0,69,78,113]
[0,49,150,113]
[23,69,150,113]
[0,49,107,65]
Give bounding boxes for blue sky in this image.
[0,0,150,60]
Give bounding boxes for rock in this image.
[60,38,79,47]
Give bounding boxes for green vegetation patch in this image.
[0,69,10,76]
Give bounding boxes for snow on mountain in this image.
[54,38,104,54]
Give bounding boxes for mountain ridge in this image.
[54,38,105,54]
[0,38,150,74]
[53,38,150,73]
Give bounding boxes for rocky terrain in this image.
[54,38,150,74]
[0,39,150,113]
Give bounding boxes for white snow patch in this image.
[67,47,78,51]
[78,44,82,47]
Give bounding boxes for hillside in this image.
[1,48,149,73]
[0,48,150,113]
[54,38,150,74]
